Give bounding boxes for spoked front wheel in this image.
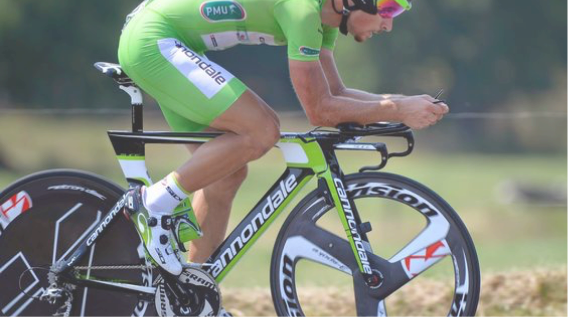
[270,172,480,316]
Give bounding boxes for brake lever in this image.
[433,89,445,104]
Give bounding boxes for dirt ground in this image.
[221,267,567,316]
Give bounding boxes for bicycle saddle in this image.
[94,62,137,87]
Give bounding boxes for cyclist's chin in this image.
[354,34,368,43]
[353,32,372,43]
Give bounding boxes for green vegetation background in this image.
[0,1,566,153]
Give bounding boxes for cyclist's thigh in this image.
[209,90,281,136]
[119,12,247,131]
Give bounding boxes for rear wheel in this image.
[0,169,155,316]
[270,172,480,316]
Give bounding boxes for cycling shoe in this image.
[125,186,183,276]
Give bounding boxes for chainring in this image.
[155,267,221,317]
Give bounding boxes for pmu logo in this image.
[200,1,247,22]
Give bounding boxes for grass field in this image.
[0,114,566,314]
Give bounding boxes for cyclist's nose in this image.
[381,18,393,32]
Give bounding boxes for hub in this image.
[366,269,384,289]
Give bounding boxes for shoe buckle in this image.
[161,216,173,230]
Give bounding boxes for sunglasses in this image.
[376,0,412,19]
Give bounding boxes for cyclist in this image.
[119,0,448,276]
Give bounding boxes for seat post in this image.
[93,62,145,132]
[119,85,144,132]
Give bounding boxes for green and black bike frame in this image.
[105,129,385,285]
[51,69,414,292]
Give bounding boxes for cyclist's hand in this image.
[396,95,449,129]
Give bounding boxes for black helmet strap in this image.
[339,13,349,35]
[331,0,350,35]
[331,0,377,35]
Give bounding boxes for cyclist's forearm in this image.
[307,94,400,127]
[337,87,405,101]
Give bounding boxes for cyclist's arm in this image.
[289,59,448,128]
[289,59,401,127]
[319,49,405,101]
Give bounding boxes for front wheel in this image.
[270,172,480,316]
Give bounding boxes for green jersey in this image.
[144,0,339,61]
[118,0,338,132]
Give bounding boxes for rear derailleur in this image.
[38,270,76,317]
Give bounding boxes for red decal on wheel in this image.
[402,240,450,277]
[0,191,33,223]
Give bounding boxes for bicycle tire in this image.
[270,172,480,316]
[0,169,155,316]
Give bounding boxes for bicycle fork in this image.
[318,147,383,288]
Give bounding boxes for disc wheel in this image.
[0,169,154,316]
[270,172,480,316]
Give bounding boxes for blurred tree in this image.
[0,0,140,108]
[0,0,565,152]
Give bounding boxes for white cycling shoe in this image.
[146,215,183,276]
[126,187,183,276]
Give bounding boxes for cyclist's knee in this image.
[264,121,281,146]
[247,121,280,160]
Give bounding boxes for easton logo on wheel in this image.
[346,183,440,217]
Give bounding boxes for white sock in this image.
[143,173,189,216]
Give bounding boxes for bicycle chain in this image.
[73,262,211,271]
[73,264,156,270]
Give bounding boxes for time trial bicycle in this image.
[0,62,480,316]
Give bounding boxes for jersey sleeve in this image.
[273,0,324,61]
[321,24,339,51]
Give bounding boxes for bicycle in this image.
[0,62,480,316]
